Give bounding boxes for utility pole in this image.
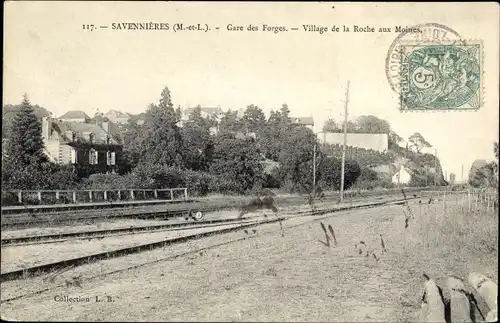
[313,141,316,198]
[434,149,437,186]
[340,80,350,202]
[461,164,464,182]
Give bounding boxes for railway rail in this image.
[1,188,428,230]
[1,187,431,216]
[0,196,417,284]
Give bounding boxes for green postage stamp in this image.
[398,41,483,111]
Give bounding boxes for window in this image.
[107,151,116,165]
[70,147,78,164]
[89,148,98,165]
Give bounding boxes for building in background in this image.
[291,117,314,131]
[41,117,122,176]
[104,109,131,124]
[318,132,389,153]
[392,165,413,185]
[178,106,224,135]
[58,110,91,123]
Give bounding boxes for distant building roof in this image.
[127,112,146,121]
[184,106,223,116]
[59,110,90,120]
[51,119,121,145]
[105,109,130,118]
[292,117,314,126]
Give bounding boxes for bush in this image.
[180,169,214,196]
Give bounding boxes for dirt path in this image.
[1,203,496,322]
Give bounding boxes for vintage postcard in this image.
[2,2,498,322]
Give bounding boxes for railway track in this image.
[1,217,268,247]
[0,196,417,284]
[1,189,427,230]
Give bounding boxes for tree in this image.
[355,115,391,134]
[218,110,242,133]
[4,94,48,168]
[242,104,266,133]
[277,125,317,191]
[322,118,341,133]
[279,103,291,124]
[182,106,213,171]
[137,87,184,167]
[209,134,264,193]
[494,142,499,160]
[388,131,404,148]
[408,132,432,153]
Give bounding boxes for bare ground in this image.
[1,201,496,322]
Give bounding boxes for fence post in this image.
[170,189,174,200]
[117,190,121,200]
[154,190,158,199]
[442,191,446,211]
[56,191,60,202]
[89,190,93,202]
[72,191,76,203]
[184,188,188,200]
[104,190,107,201]
[37,191,42,203]
[468,189,471,212]
[17,191,22,204]
[130,190,135,200]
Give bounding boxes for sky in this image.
[3,2,499,181]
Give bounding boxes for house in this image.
[104,109,131,124]
[318,132,389,153]
[178,106,224,135]
[392,165,413,185]
[127,112,147,125]
[182,106,224,121]
[58,110,91,123]
[41,117,123,175]
[292,117,314,130]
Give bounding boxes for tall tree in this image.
[4,94,48,167]
[138,87,184,167]
[242,104,266,133]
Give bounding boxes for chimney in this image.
[41,116,50,141]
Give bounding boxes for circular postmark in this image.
[385,23,464,94]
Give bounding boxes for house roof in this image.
[105,109,130,118]
[59,110,90,120]
[292,117,314,126]
[127,112,146,121]
[185,106,223,116]
[51,120,121,145]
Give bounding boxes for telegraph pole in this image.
[313,141,317,198]
[340,80,350,202]
[434,149,438,186]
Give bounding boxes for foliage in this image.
[209,134,265,194]
[181,106,214,171]
[469,159,497,188]
[408,132,432,153]
[136,87,184,167]
[276,125,317,191]
[322,118,341,132]
[318,157,361,191]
